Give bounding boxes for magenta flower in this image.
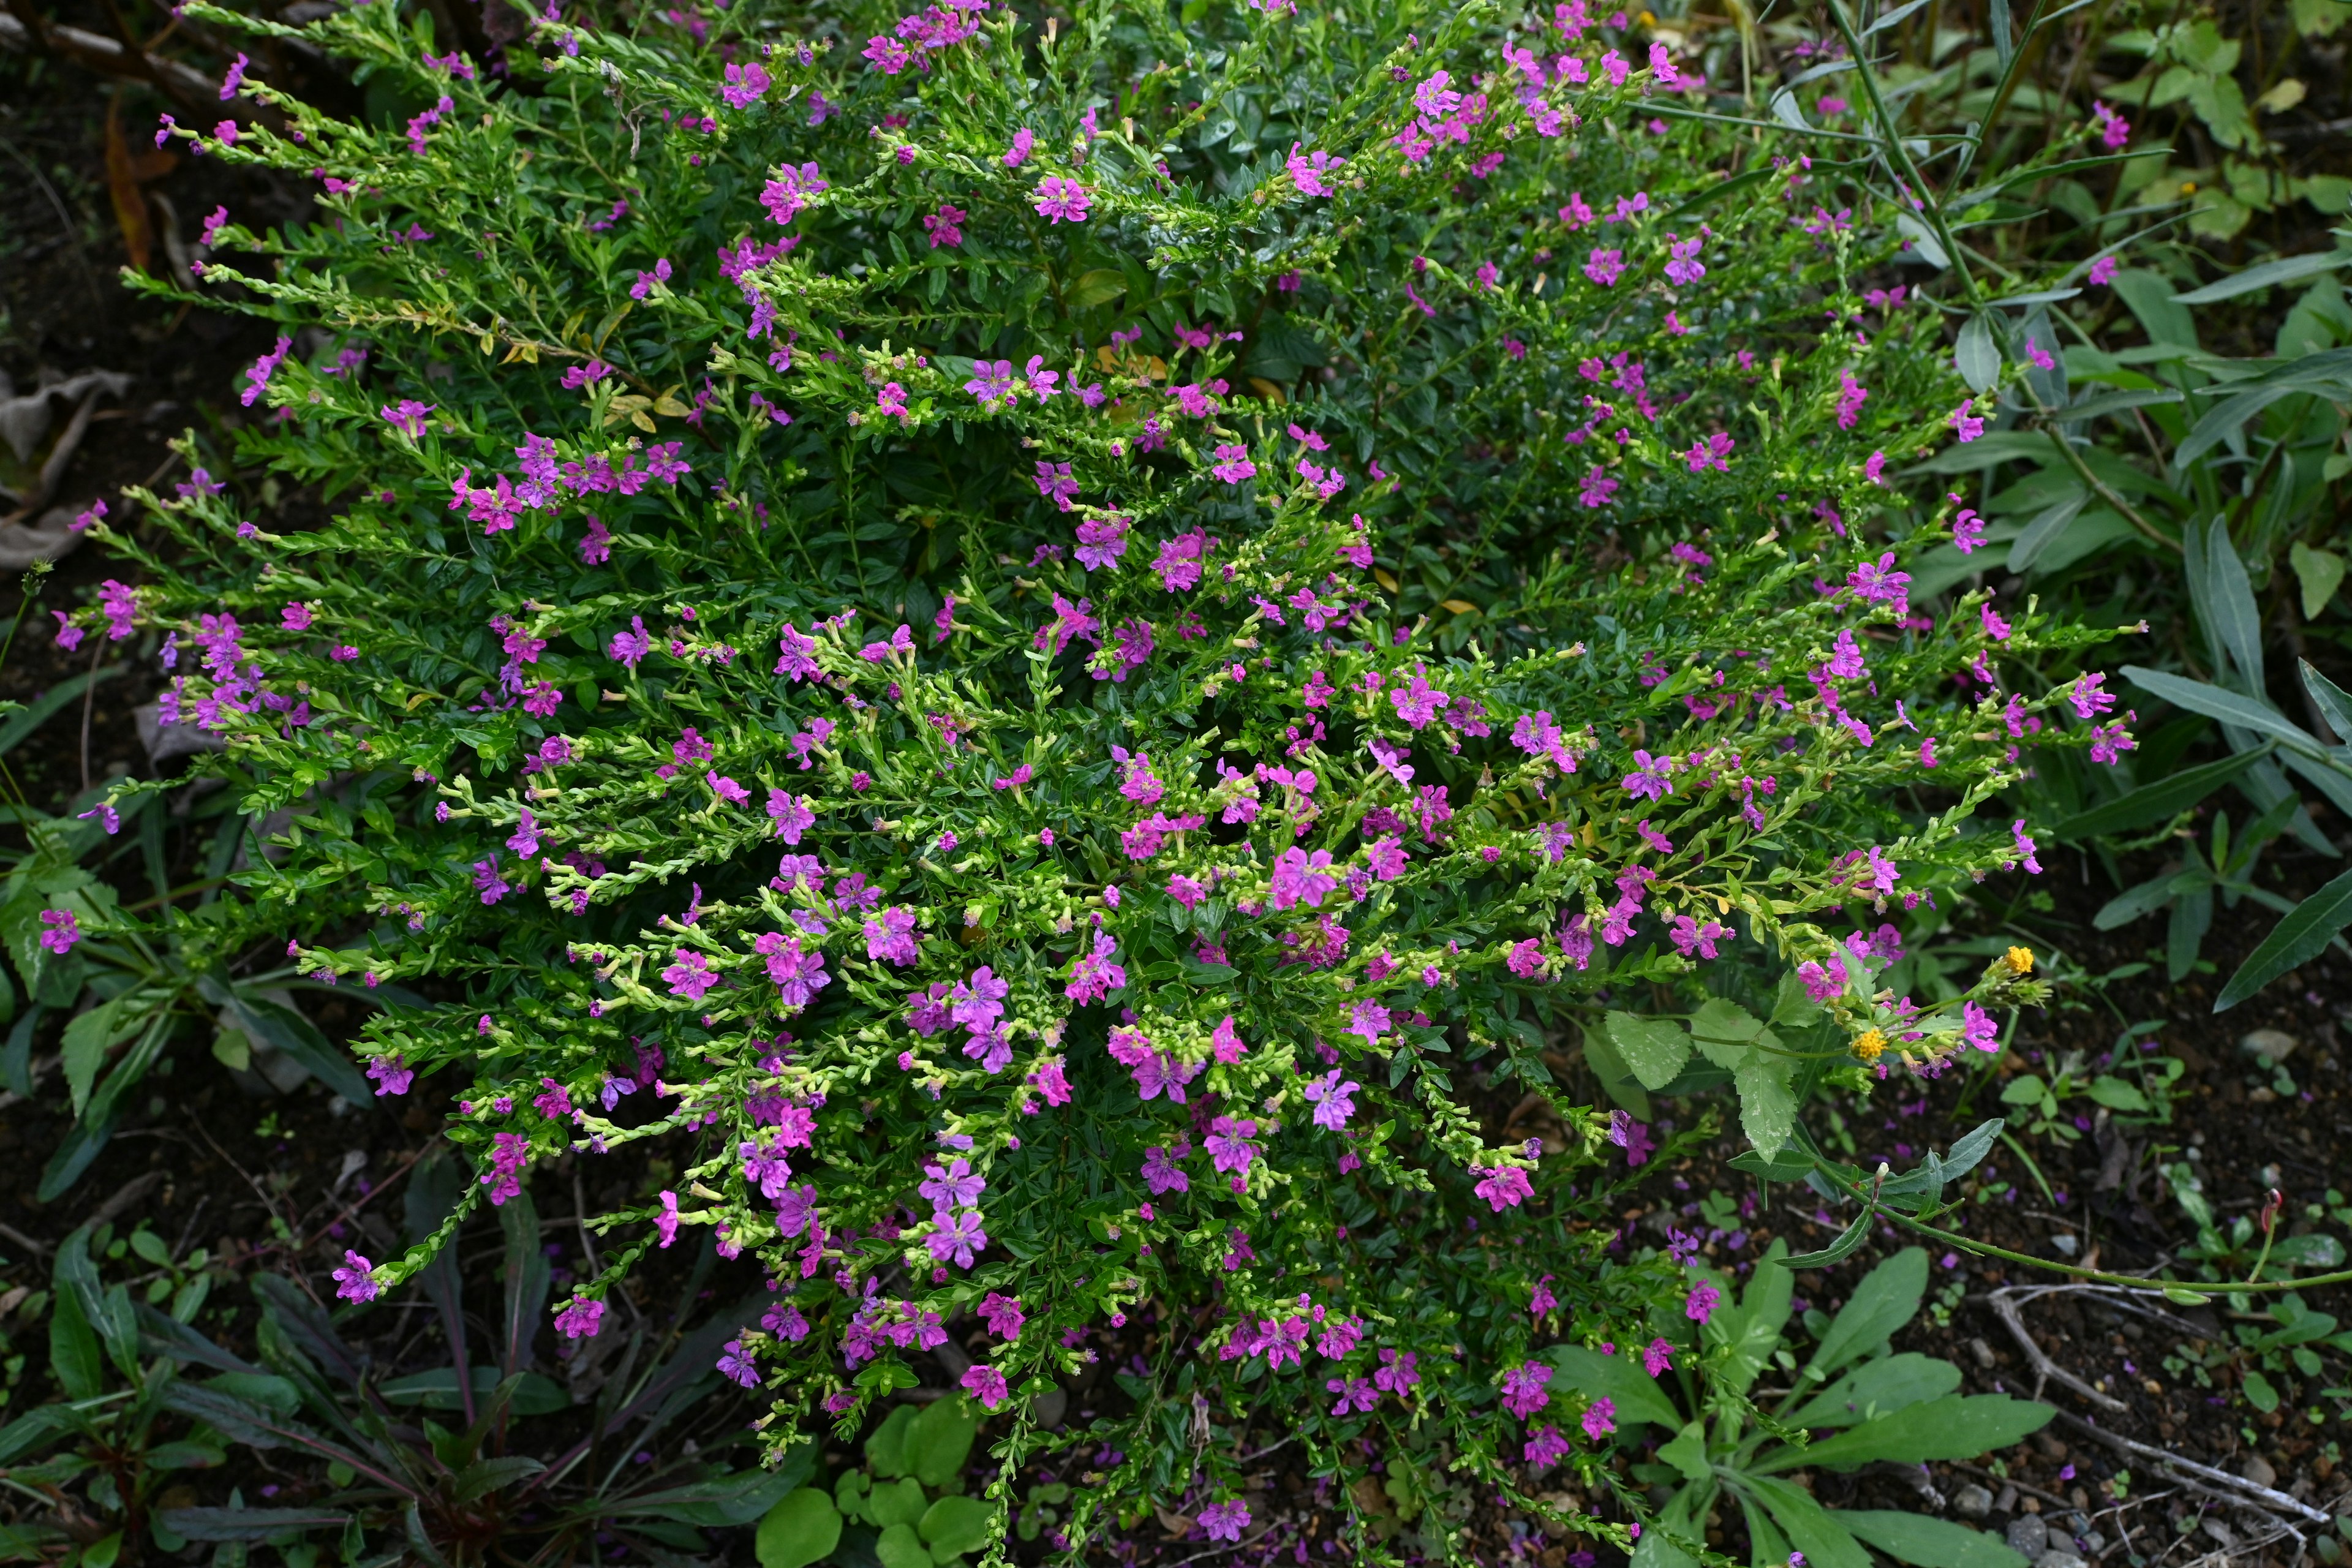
[1950,400,1985,442]
[367,1053,413,1096]
[663,949,716,1001]
[716,1337,759,1387]
[379,399,435,439]
[1346,1000,1390,1048]
[923,203,966,248]
[38,909,80,955]
[1643,1338,1675,1376]
[1500,1362,1552,1418]
[1474,1166,1533,1212]
[720,61,770,108]
[1582,1395,1618,1438]
[556,1297,605,1338]
[1329,1374,1380,1415]
[927,1208,988,1268]
[961,1363,1011,1409]
[1198,1501,1250,1544]
[2089,254,2120,285]
[1525,1425,1572,1468]
[1210,443,1257,484]
[979,1292,1026,1338]
[1287,143,1344,196]
[1685,1281,1721,1323]
[332,1251,377,1303]
[1583,248,1625,286]
[1032,176,1091,224]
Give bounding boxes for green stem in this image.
[1830,1169,2352,1296]
[1824,0,1981,306]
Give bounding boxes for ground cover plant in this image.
[28,0,2345,1556]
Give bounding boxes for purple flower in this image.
[37,910,80,955]
[979,1292,1025,1338]
[926,1208,988,1268]
[720,61,770,108]
[1961,1000,2000,1053]
[1584,248,1625,287]
[1287,143,1344,195]
[556,1297,604,1338]
[1643,1338,1675,1376]
[1304,1069,1359,1130]
[663,948,716,1001]
[332,1250,377,1303]
[1142,1141,1191,1195]
[923,203,965,248]
[1197,1501,1250,1544]
[1031,176,1091,224]
[1581,1395,1618,1438]
[962,1363,1011,1409]
[864,905,919,965]
[1501,1362,1552,1418]
[1685,1281,1722,1324]
[760,162,826,226]
[379,399,434,439]
[716,1337,760,1387]
[1474,1167,1532,1212]
[368,1053,413,1096]
[919,1157,986,1213]
[1329,1374,1380,1415]
[1525,1425,1572,1468]
[240,335,292,407]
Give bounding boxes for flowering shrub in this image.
[89,0,2112,1550]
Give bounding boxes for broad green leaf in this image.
[920,1494,995,1556]
[1807,1248,1928,1377]
[1690,1000,1770,1070]
[2241,1368,2280,1412]
[1755,1394,2054,1471]
[2084,1076,2150,1112]
[1065,269,1128,309]
[1787,1353,1961,1428]
[2171,250,2351,304]
[60,995,147,1119]
[908,1395,979,1488]
[1733,1055,1797,1153]
[868,1476,928,1530]
[2292,543,2347,620]
[1657,1422,1711,1483]
[875,1521,930,1568]
[1581,1024,1653,1121]
[1742,1476,1872,1568]
[1607,1011,1691,1090]
[1834,1510,2028,1568]
[1542,1344,1685,1429]
[1716,1242,1793,1396]
[2215,864,2352,1010]
[2051,746,2266,839]
[2007,490,2087,573]
[866,1401,918,1478]
[755,1488,842,1568]
[2060,386,2184,423]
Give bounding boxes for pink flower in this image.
[332,1250,377,1303]
[1197,1501,1251,1544]
[923,203,966,248]
[1582,1396,1618,1439]
[961,1363,1011,1409]
[1583,247,1625,286]
[1684,1281,1721,1323]
[1032,176,1091,224]
[1474,1166,1532,1212]
[1643,1337,1675,1376]
[1525,1425,1572,1468]
[979,1292,1026,1338]
[556,1298,605,1338]
[37,910,78,954]
[1950,401,1985,443]
[1211,444,1257,484]
[2089,254,2120,286]
[1501,1362,1552,1418]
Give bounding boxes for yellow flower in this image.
[1853,1028,1886,1062]
[2005,945,2034,975]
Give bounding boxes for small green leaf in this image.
[867,1403,919,1478]
[919,1494,995,1557]
[869,1476,929,1531]
[1733,1055,1797,1153]
[755,1488,842,1568]
[906,1395,978,1488]
[1956,314,2001,392]
[874,1520,932,1568]
[2241,1368,2280,1412]
[2292,543,2347,620]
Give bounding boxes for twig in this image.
[0,1219,53,1257]
[87,1169,166,1232]
[1942,1458,2075,1510]
[2032,1403,2332,1526]
[80,632,102,794]
[1985,1286,2128,1413]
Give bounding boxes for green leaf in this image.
[1657,1422,1711,1483]
[1580,1024,1653,1121]
[2216,864,2352,1010]
[1834,1510,2029,1568]
[867,1401,919,1478]
[48,1240,104,1402]
[2006,491,2089,574]
[1807,1249,1928,1378]
[2163,1286,2213,1305]
[1787,1354,1962,1428]
[2171,250,2352,304]
[907,1395,978,1488]
[1065,269,1128,309]
[158,1509,353,1545]
[2119,668,2323,759]
[755,1488,842,1568]
[0,668,123,758]
[1956,315,2000,392]
[2201,522,2266,690]
[1689,999,1769,1071]
[1755,1395,2055,1471]
[1541,1345,1685,1429]
[1733,1055,1797,1153]
[869,1476,929,1530]
[920,1494,995,1556]
[1744,1476,1872,1568]
[2084,1076,2150,1112]
[2051,747,2267,839]
[376,1366,567,1415]
[2241,1368,2280,1412]
[218,987,374,1107]
[2292,544,2347,620]
[2301,658,2352,742]
[60,996,149,1120]
[1783,1212,1872,1268]
[875,1520,931,1568]
[1607,1011,1691,1090]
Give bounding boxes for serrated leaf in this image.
[1607,1011,1691,1090]
[1733,1055,1797,1153]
